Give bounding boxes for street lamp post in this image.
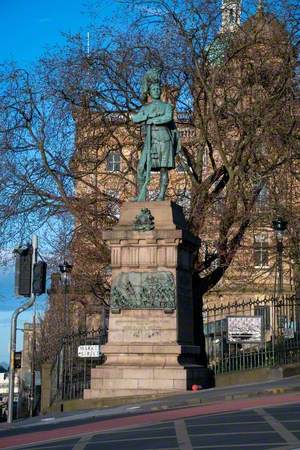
[58,261,72,406]
[272,217,288,297]
[59,261,73,331]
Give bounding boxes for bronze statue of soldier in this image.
[131,69,180,201]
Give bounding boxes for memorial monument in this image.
[131,68,180,202]
[84,70,213,400]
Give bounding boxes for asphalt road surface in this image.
[1,393,300,450]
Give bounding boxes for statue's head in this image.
[149,83,161,100]
[141,68,162,102]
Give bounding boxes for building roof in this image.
[208,7,289,66]
[242,10,288,41]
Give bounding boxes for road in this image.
[1,377,300,450]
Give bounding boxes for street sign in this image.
[227,316,262,343]
[77,345,100,358]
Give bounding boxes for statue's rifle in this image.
[138,123,152,201]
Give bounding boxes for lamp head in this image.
[272,217,288,241]
[59,260,73,274]
[59,260,73,283]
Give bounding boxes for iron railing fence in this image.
[203,295,300,374]
[50,328,107,404]
[49,295,300,402]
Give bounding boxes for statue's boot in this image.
[157,170,169,201]
[131,177,146,202]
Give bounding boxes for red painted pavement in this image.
[1,393,300,449]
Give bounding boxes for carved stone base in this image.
[84,201,213,400]
[84,309,211,399]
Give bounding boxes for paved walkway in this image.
[1,393,300,449]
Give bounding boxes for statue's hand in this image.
[148,108,160,118]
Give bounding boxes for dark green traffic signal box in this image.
[14,245,33,297]
[33,261,47,295]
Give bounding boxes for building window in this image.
[106,189,120,218]
[253,234,269,268]
[176,160,185,173]
[214,194,225,214]
[256,185,268,210]
[176,153,187,173]
[176,189,191,213]
[148,189,160,201]
[203,148,209,167]
[254,306,270,330]
[106,151,120,172]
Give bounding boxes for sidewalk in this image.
[1,374,300,431]
[1,392,300,450]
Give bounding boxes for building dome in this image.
[241,10,288,43]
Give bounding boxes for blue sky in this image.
[0,0,120,364]
[1,0,88,64]
[0,0,120,65]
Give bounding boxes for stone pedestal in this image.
[84,201,213,400]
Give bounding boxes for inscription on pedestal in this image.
[111,271,175,310]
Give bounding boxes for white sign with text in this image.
[227,316,262,343]
[78,345,100,358]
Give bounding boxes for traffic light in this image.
[14,245,33,297]
[32,261,47,295]
[14,352,22,369]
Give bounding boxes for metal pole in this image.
[274,251,278,297]
[277,240,283,295]
[8,235,38,424]
[29,303,36,417]
[65,277,68,333]
[64,275,67,330]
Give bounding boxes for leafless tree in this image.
[0,0,299,312]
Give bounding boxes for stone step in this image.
[91,366,186,381]
[89,365,187,392]
[84,387,179,400]
[91,377,186,390]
